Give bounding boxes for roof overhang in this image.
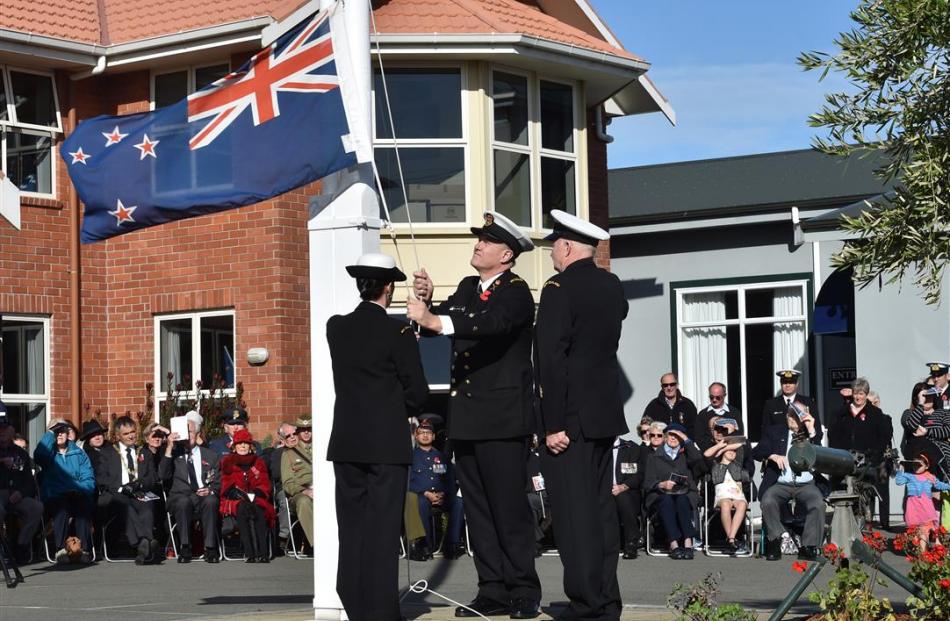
[370,33,673,122]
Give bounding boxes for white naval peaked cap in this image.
[470,211,534,255]
[543,209,609,244]
[345,252,407,282]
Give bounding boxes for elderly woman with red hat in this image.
[220,428,275,562]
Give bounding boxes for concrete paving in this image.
[0,551,916,621]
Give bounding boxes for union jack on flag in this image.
[62,7,358,243]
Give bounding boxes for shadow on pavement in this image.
[201,595,313,605]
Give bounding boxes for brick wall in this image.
[587,107,611,270]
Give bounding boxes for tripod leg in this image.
[768,559,825,621]
[0,533,23,588]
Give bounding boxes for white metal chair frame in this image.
[699,478,754,558]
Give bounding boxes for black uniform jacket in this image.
[534,258,629,440]
[433,270,535,441]
[643,392,697,433]
[752,424,826,498]
[326,301,429,464]
[614,440,646,490]
[0,443,36,497]
[761,393,820,438]
[828,403,893,461]
[97,443,158,494]
[159,445,221,497]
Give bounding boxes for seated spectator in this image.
[407,418,465,560]
[220,428,275,563]
[645,421,667,452]
[97,416,160,564]
[208,407,261,456]
[754,409,825,561]
[635,417,653,446]
[613,435,647,559]
[33,419,96,564]
[703,430,751,555]
[141,422,170,476]
[265,422,296,553]
[526,434,551,557]
[695,383,743,451]
[642,373,697,430]
[281,416,313,548]
[159,412,221,563]
[79,419,107,473]
[13,434,28,450]
[643,423,702,560]
[0,418,43,565]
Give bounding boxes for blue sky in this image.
[590,1,859,169]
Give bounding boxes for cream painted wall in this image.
[380,60,588,304]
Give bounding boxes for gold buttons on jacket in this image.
[450,390,458,397]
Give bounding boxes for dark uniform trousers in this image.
[614,489,641,551]
[167,492,219,549]
[454,439,541,604]
[334,462,407,621]
[100,490,155,546]
[0,491,44,547]
[541,436,621,621]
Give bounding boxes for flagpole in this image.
[309,0,379,619]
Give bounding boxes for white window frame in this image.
[490,66,581,232]
[0,65,61,199]
[674,279,810,436]
[153,309,236,418]
[371,63,470,228]
[0,314,52,427]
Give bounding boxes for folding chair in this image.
[43,513,96,563]
[285,496,313,560]
[221,517,273,561]
[101,515,136,563]
[643,514,668,557]
[701,479,753,558]
[163,491,206,561]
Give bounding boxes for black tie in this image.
[126,447,136,482]
[786,398,792,407]
[187,454,200,490]
[477,283,484,295]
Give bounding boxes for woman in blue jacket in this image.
[33,420,97,563]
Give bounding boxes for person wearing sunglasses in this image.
[636,416,654,447]
[646,422,668,451]
[642,373,698,433]
[695,383,743,451]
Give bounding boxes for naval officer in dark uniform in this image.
[327,253,429,621]
[535,210,629,621]
[760,370,820,439]
[407,211,541,619]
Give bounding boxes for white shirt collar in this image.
[480,271,505,291]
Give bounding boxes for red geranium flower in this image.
[941,579,950,589]
[791,561,808,574]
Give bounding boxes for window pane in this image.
[154,71,188,109]
[195,64,229,91]
[200,315,235,389]
[6,132,53,194]
[493,72,528,146]
[0,81,8,121]
[3,402,46,452]
[540,80,573,152]
[159,318,193,391]
[541,157,575,225]
[9,71,57,127]
[374,69,461,139]
[494,149,531,226]
[683,290,738,321]
[746,286,804,318]
[376,147,465,223]
[1,320,45,395]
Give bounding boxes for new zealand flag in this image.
[62,9,358,243]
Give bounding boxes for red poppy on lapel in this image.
[480,289,492,301]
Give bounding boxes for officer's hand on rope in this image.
[546,431,570,455]
[412,268,433,303]
[407,295,441,332]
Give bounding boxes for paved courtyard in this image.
[0,551,917,621]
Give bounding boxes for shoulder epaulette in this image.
[543,279,561,288]
[509,277,525,284]
[400,325,413,334]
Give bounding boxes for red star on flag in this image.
[69,147,91,164]
[133,134,159,160]
[108,199,137,226]
[102,126,128,146]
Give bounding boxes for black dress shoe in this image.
[455,596,509,618]
[509,597,540,619]
[245,556,257,563]
[205,547,220,563]
[177,545,192,563]
[408,538,431,562]
[148,539,161,564]
[797,546,820,561]
[765,539,782,561]
[622,547,638,559]
[258,555,270,563]
[682,547,694,560]
[135,538,150,565]
[668,546,684,560]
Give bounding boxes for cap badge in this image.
[484,213,494,227]
[782,371,794,378]
[232,411,240,420]
[932,363,942,372]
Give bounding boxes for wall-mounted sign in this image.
[829,367,856,389]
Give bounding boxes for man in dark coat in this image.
[159,412,221,563]
[327,252,429,621]
[613,437,647,560]
[753,409,825,561]
[408,418,465,559]
[97,415,160,564]
[408,211,541,619]
[642,373,697,432]
[535,210,629,621]
[760,369,820,440]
